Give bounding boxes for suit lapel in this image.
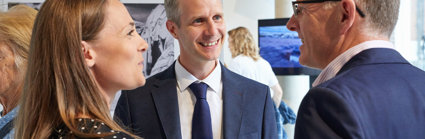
[151,64,182,139]
[221,64,244,138]
[149,62,248,138]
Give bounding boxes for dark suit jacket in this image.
[295,48,425,139]
[115,62,277,139]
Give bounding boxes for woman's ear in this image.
[81,41,96,68]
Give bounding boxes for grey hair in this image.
[358,0,400,37]
[164,0,181,26]
[323,0,399,37]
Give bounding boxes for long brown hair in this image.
[15,0,136,138]
[228,26,261,61]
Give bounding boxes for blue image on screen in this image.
[259,26,303,68]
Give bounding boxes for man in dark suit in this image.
[114,0,277,138]
[286,0,425,138]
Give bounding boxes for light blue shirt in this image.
[0,107,18,139]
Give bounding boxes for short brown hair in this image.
[164,0,181,26]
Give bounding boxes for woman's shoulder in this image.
[51,118,135,139]
[232,55,257,65]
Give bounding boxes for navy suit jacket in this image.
[295,48,425,139]
[115,62,277,139]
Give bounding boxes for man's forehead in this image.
[179,1,222,15]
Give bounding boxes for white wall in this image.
[1,0,6,12]
[393,0,425,71]
[222,0,275,65]
[275,0,293,18]
[393,0,416,61]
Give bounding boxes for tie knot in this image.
[189,82,208,99]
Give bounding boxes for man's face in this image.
[169,0,226,64]
[286,2,340,69]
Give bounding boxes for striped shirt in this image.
[312,40,395,87]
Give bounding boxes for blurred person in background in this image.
[227,26,283,107]
[14,0,148,138]
[227,26,296,139]
[0,5,37,139]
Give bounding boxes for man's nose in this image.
[205,20,219,36]
[286,15,297,31]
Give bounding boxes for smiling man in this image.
[114,0,277,138]
[286,0,425,138]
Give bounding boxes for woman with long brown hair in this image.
[14,0,148,138]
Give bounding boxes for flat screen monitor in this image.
[258,18,320,75]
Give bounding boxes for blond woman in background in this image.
[227,27,283,106]
[227,27,296,139]
[0,5,37,139]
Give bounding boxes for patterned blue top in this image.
[275,101,296,139]
[0,107,17,139]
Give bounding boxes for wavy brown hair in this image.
[228,26,260,61]
[14,0,137,138]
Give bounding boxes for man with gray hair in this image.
[114,0,278,138]
[286,0,425,138]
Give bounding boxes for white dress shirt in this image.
[110,90,122,117]
[175,59,223,139]
[313,40,395,87]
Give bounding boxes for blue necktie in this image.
[189,82,213,139]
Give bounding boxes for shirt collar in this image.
[0,107,18,126]
[312,40,394,87]
[175,58,221,93]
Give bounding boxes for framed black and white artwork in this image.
[7,0,176,79]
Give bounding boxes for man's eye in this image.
[193,18,202,24]
[213,15,221,21]
[296,6,303,15]
[128,29,135,36]
[296,9,301,14]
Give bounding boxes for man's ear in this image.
[339,0,356,34]
[81,41,96,68]
[166,20,179,39]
